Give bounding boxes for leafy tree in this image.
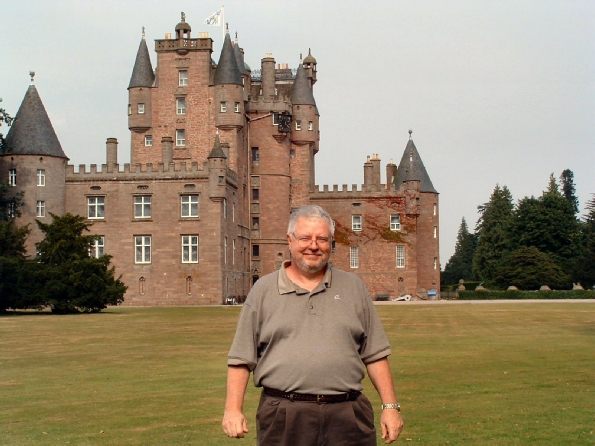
[442,217,477,286]
[472,184,514,283]
[559,169,579,215]
[575,194,595,288]
[494,246,571,290]
[0,104,14,155]
[35,213,127,313]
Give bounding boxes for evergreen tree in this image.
[494,246,571,290]
[472,184,514,283]
[559,169,579,214]
[575,194,595,288]
[442,217,477,286]
[508,177,581,271]
[35,213,127,313]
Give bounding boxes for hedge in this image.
[457,290,595,300]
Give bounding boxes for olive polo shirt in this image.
[227,261,392,394]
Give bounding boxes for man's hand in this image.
[380,408,403,444]
[222,409,249,438]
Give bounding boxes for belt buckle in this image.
[316,395,323,404]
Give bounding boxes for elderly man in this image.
[222,205,403,445]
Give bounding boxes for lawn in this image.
[1,303,594,445]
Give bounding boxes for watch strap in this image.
[381,403,400,411]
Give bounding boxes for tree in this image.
[508,178,582,271]
[494,246,572,290]
[559,169,579,215]
[0,103,14,155]
[574,194,595,288]
[472,185,514,283]
[35,213,127,313]
[442,217,477,286]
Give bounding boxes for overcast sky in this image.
[2,0,594,265]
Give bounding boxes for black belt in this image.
[263,387,360,404]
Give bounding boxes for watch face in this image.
[278,114,291,133]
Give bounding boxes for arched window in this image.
[186,276,192,295]
[139,277,146,295]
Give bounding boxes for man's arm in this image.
[366,357,404,444]
[222,365,251,438]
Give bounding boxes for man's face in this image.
[287,217,332,275]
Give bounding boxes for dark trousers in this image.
[256,391,377,446]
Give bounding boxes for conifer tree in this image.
[559,169,579,214]
[472,184,514,283]
[442,217,477,286]
[575,194,595,288]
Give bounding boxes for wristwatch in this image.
[381,403,401,411]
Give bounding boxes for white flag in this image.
[204,8,222,26]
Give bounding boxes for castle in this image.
[1,15,440,305]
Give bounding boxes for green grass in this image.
[1,303,594,445]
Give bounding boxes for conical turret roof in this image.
[214,33,243,86]
[128,37,155,89]
[394,137,437,193]
[5,85,67,159]
[233,41,248,76]
[207,133,227,159]
[291,64,317,107]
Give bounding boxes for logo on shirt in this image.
[334,295,341,300]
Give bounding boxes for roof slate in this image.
[394,139,438,193]
[291,64,317,107]
[207,133,227,159]
[214,34,243,86]
[233,42,248,76]
[128,38,155,89]
[5,85,67,159]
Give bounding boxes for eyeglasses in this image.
[292,233,331,248]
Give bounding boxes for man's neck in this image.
[285,262,327,292]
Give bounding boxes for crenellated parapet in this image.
[66,161,209,181]
[311,183,420,200]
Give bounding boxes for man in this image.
[222,205,403,445]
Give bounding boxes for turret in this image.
[128,28,154,133]
[290,64,318,146]
[213,32,244,129]
[394,131,437,193]
[302,48,317,87]
[233,34,249,101]
[207,133,228,200]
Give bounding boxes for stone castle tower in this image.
[2,14,440,304]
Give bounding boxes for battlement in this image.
[311,182,421,200]
[155,37,212,52]
[66,161,209,181]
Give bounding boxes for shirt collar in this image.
[278,260,332,295]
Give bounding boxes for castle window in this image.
[8,169,16,186]
[138,103,145,114]
[37,169,45,186]
[252,188,259,201]
[134,196,152,219]
[8,201,16,218]
[176,98,186,115]
[252,244,260,257]
[350,246,359,269]
[90,236,105,258]
[234,102,240,113]
[434,226,437,238]
[434,257,438,270]
[223,198,227,219]
[224,237,228,264]
[128,104,131,115]
[390,214,401,231]
[352,215,362,231]
[220,102,227,112]
[135,236,151,264]
[139,277,146,295]
[186,276,192,295]
[181,194,199,217]
[87,196,105,219]
[182,235,199,263]
[433,203,437,216]
[251,147,259,163]
[36,201,45,218]
[308,121,313,131]
[233,239,236,265]
[176,129,186,146]
[232,203,235,222]
[295,120,301,131]
[145,135,153,147]
[273,113,279,125]
[252,217,259,229]
[396,246,405,268]
[178,70,188,86]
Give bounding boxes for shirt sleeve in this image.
[227,298,259,371]
[358,281,392,364]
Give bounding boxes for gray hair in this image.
[287,205,335,237]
